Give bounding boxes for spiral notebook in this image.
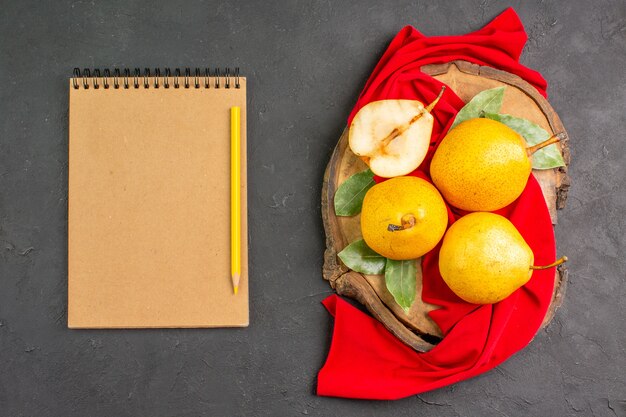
[68,68,248,328]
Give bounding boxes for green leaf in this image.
[451,87,505,129]
[334,169,375,216]
[337,239,386,275]
[384,258,417,313]
[482,112,566,169]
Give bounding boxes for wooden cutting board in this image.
[321,61,570,352]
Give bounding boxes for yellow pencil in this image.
[230,106,241,295]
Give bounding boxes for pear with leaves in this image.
[431,117,565,212]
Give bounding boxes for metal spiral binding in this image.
[72,67,241,89]
[123,69,131,88]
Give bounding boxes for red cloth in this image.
[318,8,557,399]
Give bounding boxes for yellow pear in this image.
[430,118,563,212]
[349,88,445,178]
[439,212,567,304]
[361,176,448,260]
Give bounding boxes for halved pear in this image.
[348,89,444,178]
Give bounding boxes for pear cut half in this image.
[349,99,434,178]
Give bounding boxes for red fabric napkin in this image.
[318,8,558,400]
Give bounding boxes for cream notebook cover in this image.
[68,68,248,328]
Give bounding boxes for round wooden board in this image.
[322,61,570,352]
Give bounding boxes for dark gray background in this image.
[1,0,625,416]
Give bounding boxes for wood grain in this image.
[322,61,570,351]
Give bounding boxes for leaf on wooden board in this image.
[384,258,417,313]
[337,239,386,275]
[451,86,505,129]
[482,112,566,169]
[334,168,375,216]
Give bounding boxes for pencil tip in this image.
[234,286,238,295]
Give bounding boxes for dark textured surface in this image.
[1,0,625,415]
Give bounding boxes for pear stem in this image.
[526,132,566,156]
[530,256,568,270]
[425,86,446,113]
[388,214,416,232]
[379,86,446,149]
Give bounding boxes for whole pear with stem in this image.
[439,212,567,304]
[431,117,565,212]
